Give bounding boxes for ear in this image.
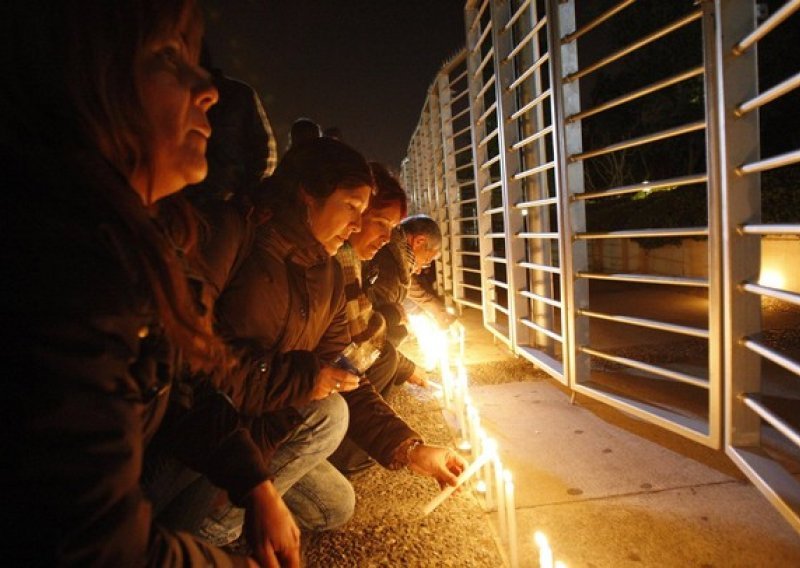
[412,235,427,251]
[298,185,314,209]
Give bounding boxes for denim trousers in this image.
[144,391,354,538]
[270,392,354,530]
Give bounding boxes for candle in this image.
[421,446,495,515]
[534,532,554,568]
[494,452,507,541]
[480,431,495,510]
[505,470,518,568]
[460,394,472,447]
[459,322,465,360]
[468,404,481,463]
[441,365,453,408]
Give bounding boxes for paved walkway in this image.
[306,306,800,566]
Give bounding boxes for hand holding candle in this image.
[407,443,468,491]
[421,442,496,515]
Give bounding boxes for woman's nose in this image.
[193,67,219,112]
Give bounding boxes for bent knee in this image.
[322,481,355,530]
[315,392,349,440]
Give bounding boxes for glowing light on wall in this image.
[759,267,786,289]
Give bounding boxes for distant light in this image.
[759,268,786,289]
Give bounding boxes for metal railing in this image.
[402,0,800,533]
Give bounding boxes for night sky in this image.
[201,0,467,169]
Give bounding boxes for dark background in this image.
[201,0,467,169]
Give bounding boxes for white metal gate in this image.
[402,0,800,532]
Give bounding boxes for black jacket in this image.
[2,141,252,566]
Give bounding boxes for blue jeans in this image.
[146,392,354,540]
[271,393,354,531]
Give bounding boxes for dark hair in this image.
[368,162,408,218]
[401,214,442,246]
[289,117,322,148]
[1,0,225,374]
[253,137,374,212]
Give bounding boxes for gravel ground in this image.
[304,367,509,567]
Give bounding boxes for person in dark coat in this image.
[204,138,466,535]
[365,214,456,385]
[184,46,278,206]
[329,162,414,473]
[0,1,297,565]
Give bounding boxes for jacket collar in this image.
[262,206,329,268]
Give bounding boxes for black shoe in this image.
[343,456,376,475]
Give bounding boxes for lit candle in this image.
[441,365,453,409]
[459,322,465,360]
[468,404,481,463]
[480,431,495,510]
[534,532,554,568]
[494,451,507,541]
[460,394,472,448]
[421,445,495,515]
[505,470,518,568]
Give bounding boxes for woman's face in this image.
[305,184,372,256]
[132,22,218,204]
[349,202,403,260]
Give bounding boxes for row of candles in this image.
[407,312,566,568]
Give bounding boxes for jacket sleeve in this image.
[340,378,421,467]
[155,378,273,505]
[6,314,248,567]
[393,350,417,384]
[366,251,407,328]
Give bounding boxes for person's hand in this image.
[405,366,429,388]
[311,365,360,400]
[243,480,301,568]
[407,444,467,489]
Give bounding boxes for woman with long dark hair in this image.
[1,1,297,565]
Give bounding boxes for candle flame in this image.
[534,531,549,547]
[476,479,487,493]
[407,313,448,371]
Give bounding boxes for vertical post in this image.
[466,1,499,334]
[714,0,762,447]
[491,0,525,353]
[547,0,588,388]
[700,0,724,448]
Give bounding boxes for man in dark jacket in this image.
[365,214,456,385]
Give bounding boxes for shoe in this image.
[343,456,376,475]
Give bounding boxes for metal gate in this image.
[715,0,800,533]
[402,0,800,532]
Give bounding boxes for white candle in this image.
[480,431,495,510]
[459,322,465,360]
[441,364,453,409]
[494,453,507,541]
[468,405,481,464]
[460,394,472,447]
[421,446,495,515]
[505,470,518,568]
[534,532,554,568]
